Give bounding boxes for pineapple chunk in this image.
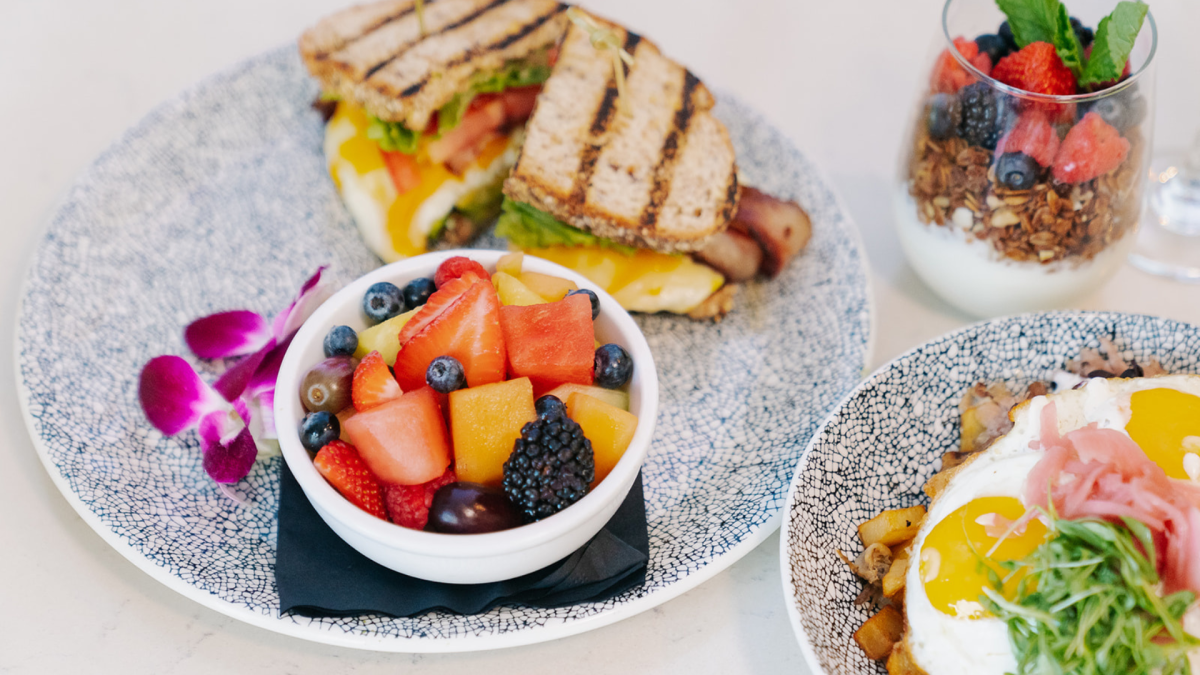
[518,271,578,301]
[496,251,524,276]
[545,383,630,411]
[354,307,417,365]
[492,272,547,306]
[566,393,638,484]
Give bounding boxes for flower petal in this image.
[198,408,246,447]
[212,338,276,402]
[185,310,272,359]
[248,334,293,396]
[202,427,258,483]
[272,266,330,339]
[139,356,229,435]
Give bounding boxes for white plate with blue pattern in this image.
[781,311,1200,674]
[16,46,871,652]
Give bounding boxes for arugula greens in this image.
[994,0,1147,88]
[982,514,1198,675]
[364,52,553,155]
[495,199,636,254]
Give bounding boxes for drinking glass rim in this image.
[941,0,1157,103]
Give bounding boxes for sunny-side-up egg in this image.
[903,373,1200,675]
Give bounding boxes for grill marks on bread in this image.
[300,0,568,129]
[504,14,738,253]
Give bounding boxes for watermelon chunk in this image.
[342,386,452,485]
[393,278,507,391]
[499,293,594,393]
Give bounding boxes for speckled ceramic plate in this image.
[781,311,1200,674]
[17,46,870,652]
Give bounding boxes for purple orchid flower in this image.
[139,268,330,487]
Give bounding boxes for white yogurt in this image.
[894,189,1133,317]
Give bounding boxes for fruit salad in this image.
[896,0,1153,316]
[295,254,640,534]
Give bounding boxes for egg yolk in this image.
[920,496,1048,618]
[1126,388,1200,481]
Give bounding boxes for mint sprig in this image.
[994,0,1147,89]
[1080,1,1150,87]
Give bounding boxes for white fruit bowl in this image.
[275,250,659,584]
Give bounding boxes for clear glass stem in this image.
[1152,131,1200,237]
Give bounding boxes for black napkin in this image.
[275,461,648,617]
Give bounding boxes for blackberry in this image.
[995,152,1039,190]
[957,83,1004,150]
[926,93,961,140]
[1069,17,1094,49]
[974,34,1012,64]
[502,411,595,521]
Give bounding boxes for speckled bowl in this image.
[276,250,658,584]
[780,311,1200,675]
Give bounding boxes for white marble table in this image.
[3,0,1198,672]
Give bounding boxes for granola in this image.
[907,120,1144,265]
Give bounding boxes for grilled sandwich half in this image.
[300,0,570,261]
[498,11,808,318]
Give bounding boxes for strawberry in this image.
[396,271,481,346]
[997,110,1061,167]
[992,42,1076,96]
[351,350,402,412]
[1052,112,1130,184]
[384,467,457,530]
[393,278,507,391]
[931,37,989,94]
[313,440,387,520]
[434,256,490,288]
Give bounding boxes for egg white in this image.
[904,374,1200,675]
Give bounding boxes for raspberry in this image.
[992,42,1077,96]
[931,37,991,94]
[1052,112,1130,184]
[997,110,1060,166]
[433,256,489,288]
[384,467,457,530]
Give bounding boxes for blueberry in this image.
[1069,16,1094,49]
[362,282,405,324]
[1079,92,1145,132]
[323,325,358,358]
[300,411,340,453]
[567,288,600,320]
[402,277,437,309]
[426,355,466,393]
[535,395,566,419]
[926,93,961,140]
[594,343,633,389]
[998,21,1017,51]
[974,34,1011,64]
[995,152,1039,191]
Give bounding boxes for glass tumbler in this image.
[895,0,1156,317]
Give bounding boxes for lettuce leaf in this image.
[366,117,420,154]
[495,199,636,254]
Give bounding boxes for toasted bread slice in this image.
[503,12,738,253]
[300,0,569,130]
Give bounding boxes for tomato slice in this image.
[426,99,507,167]
[381,150,421,195]
[500,85,541,124]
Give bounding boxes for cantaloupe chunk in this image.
[518,271,577,301]
[566,393,638,485]
[353,307,417,365]
[450,377,536,485]
[545,383,629,411]
[496,251,524,276]
[492,271,547,307]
